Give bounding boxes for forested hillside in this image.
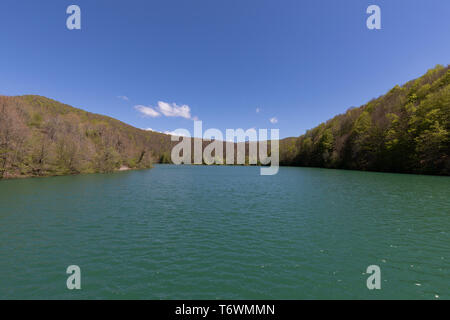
[283,65,449,175]
[1,65,448,179]
[0,95,174,178]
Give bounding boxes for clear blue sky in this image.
[1,0,449,138]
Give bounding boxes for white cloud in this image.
[256,108,260,113]
[136,100,198,120]
[143,128,188,137]
[117,95,129,101]
[135,105,161,118]
[157,101,192,119]
[269,117,278,124]
[164,130,189,137]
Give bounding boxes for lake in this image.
[0,165,449,299]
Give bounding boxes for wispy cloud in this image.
[117,95,129,101]
[135,105,161,118]
[269,117,278,124]
[135,101,197,120]
[256,108,260,113]
[157,101,192,119]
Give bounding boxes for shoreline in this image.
[0,165,153,181]
[2,163,448,181]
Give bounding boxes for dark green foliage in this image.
[159,152,172,164]
[291,65,449,175]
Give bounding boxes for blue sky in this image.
[1,0,449,138]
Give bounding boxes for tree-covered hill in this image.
[1,65,448,179]
[282,65,449,175]
[0,95,175,178]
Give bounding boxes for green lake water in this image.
[0,165,449,299]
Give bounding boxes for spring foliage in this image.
[281,65,449,175]
[0,95,175,178]
[1,65,448,178]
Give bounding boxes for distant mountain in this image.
[283,65,449,175]
[1,65,448,179]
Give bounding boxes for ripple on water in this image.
[0,166,449,299]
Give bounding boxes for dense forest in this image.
[0,65,448,179]
[282,65,450,175]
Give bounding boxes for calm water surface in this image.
[0,165,449,299]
